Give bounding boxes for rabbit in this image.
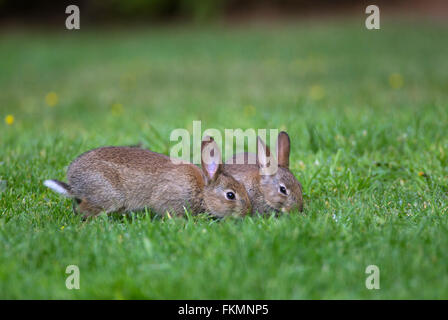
[224,131,303,214]
[44,136,251,219]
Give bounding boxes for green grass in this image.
[1,19,448,299]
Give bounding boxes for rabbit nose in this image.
[286,201,301,213]
[245,200,252,215]
[240,199,250,215]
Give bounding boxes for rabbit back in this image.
[67,147,204,215]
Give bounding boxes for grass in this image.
[1,19,448,299]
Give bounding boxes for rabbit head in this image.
[201,136,252,217]
[256,131,303,213]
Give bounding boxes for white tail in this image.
[44,180,70,196]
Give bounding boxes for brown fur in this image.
[224,131,303,214]
[47,138,251,219]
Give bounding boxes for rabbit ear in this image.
[257,136,270,168]
[277,131,290,168]
[201,136,222,182]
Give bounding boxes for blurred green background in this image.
[1,0,448,299]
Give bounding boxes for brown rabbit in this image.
[224,131,303,214]
[44,137,251,219]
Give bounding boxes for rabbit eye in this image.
[279,185,288,195]
[226,191,236,200]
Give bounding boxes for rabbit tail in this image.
[44,179,72,197]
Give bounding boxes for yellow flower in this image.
[418,171,426,177]
[111,103,124,116]
[309,85,325,100]
[4,114,14,125]
[244,105,256,117]
[60,226,65,230]
[389,73,404,89]
[45,92,59,107]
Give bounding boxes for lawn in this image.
[1,19,448,299]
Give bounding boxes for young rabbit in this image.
[224,131,303,214]
[44,137,251,219]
